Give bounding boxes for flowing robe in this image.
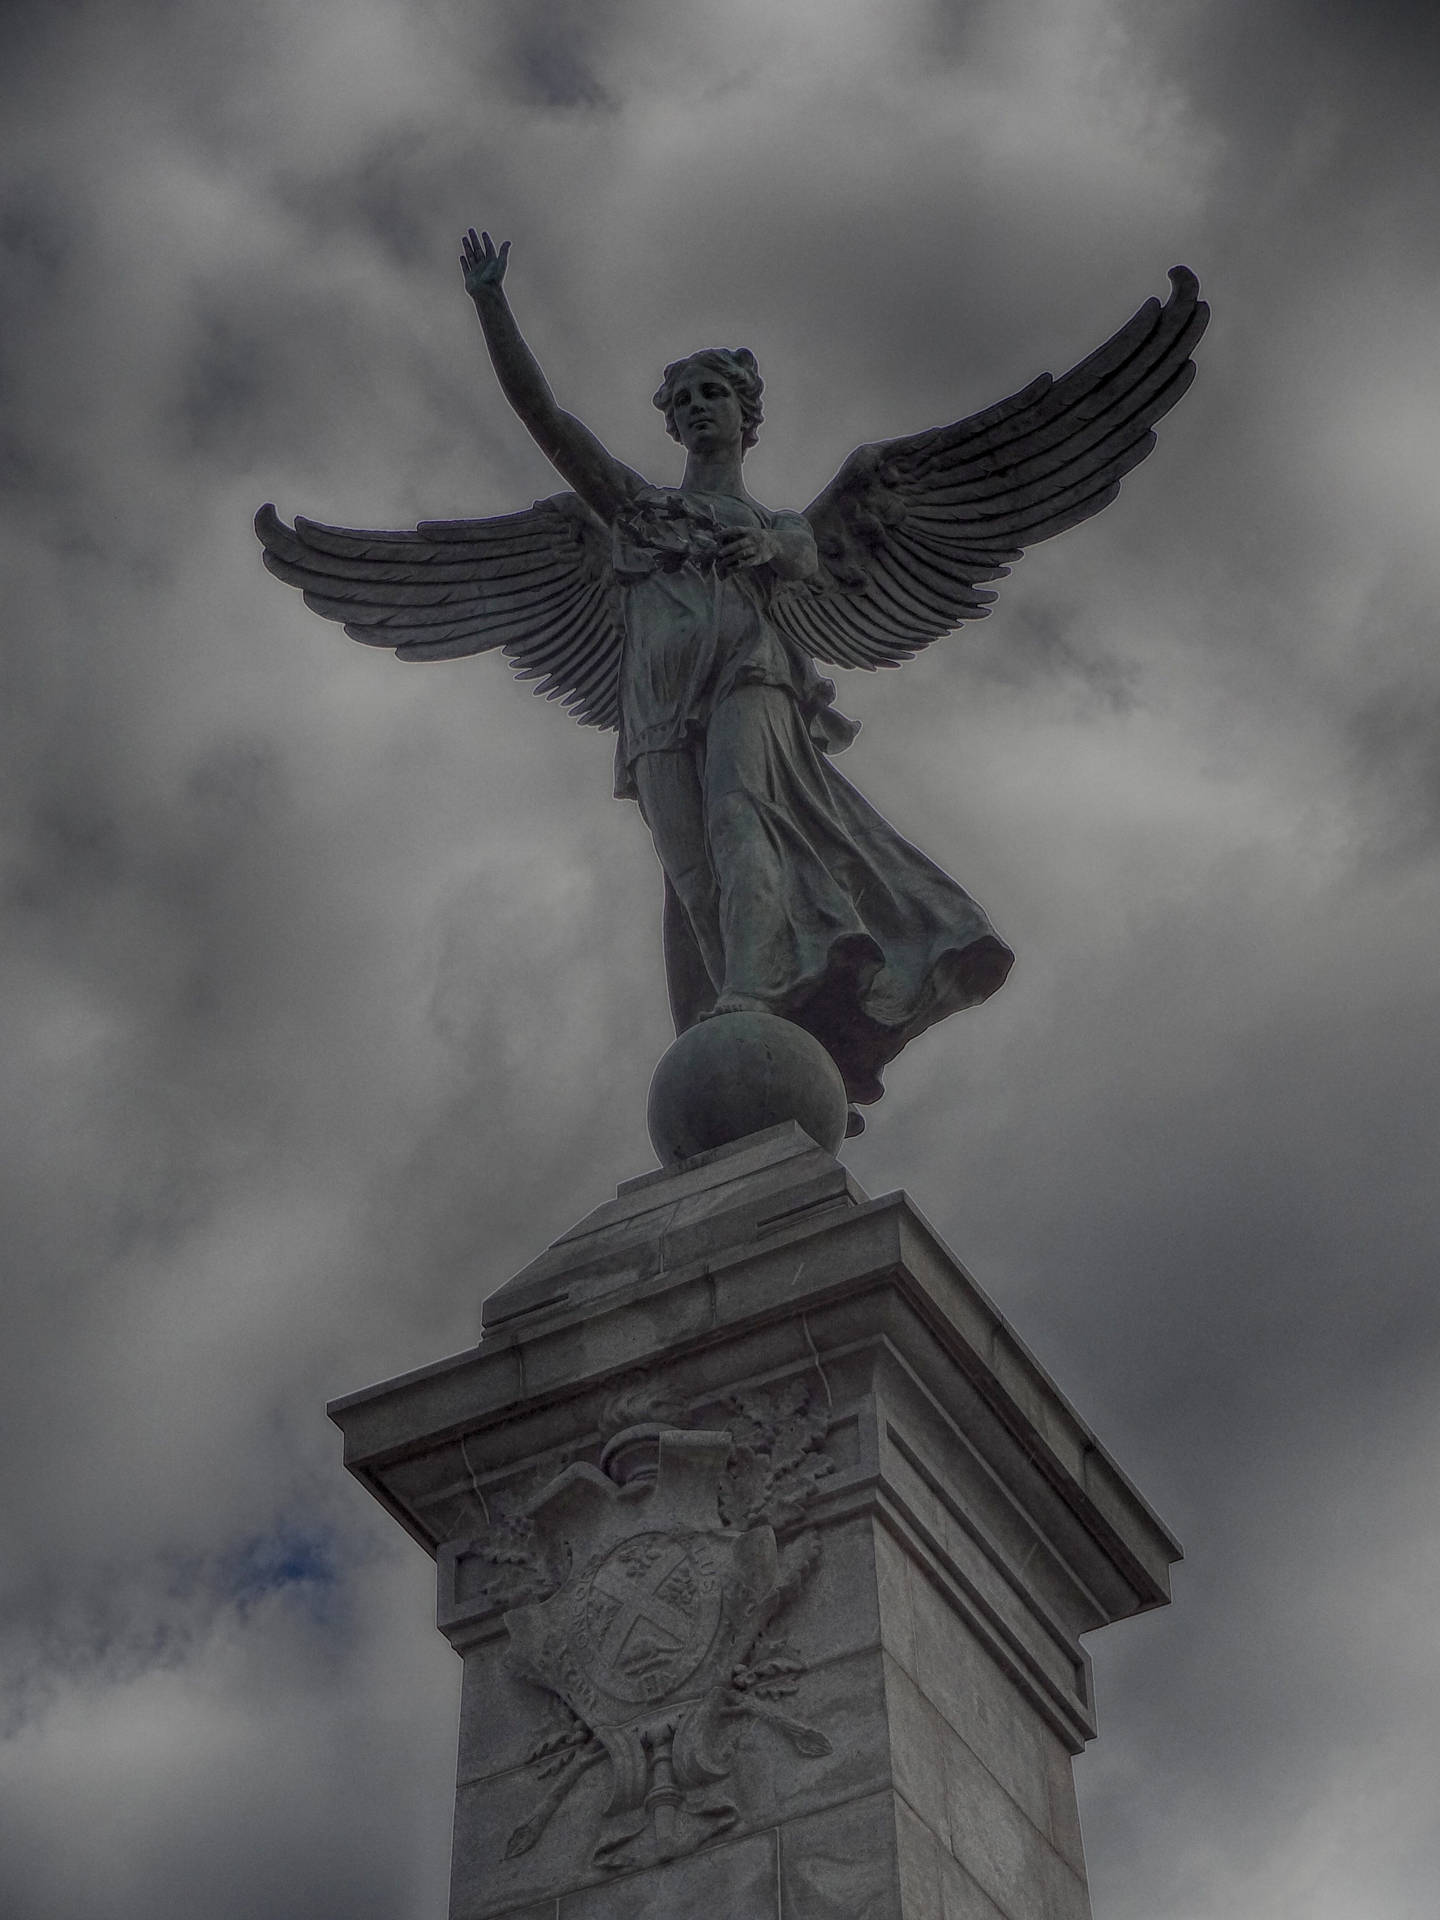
[611,486,1013,1107]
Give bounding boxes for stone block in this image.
[875,1412,1086,1729]
[884,1654,954,1849]
[778,1791,903,1919]
[770,1510,883,1663]
[939,1723,1090,1920]
[456,1644,554,1786]
[894,1793,946,1920]
[1043,1740,1088,1881]
[937,1851,1009,1920]
[875,1521,918,1676]
[730,1645,892,1829]
[907,1557,1069,1852]
[559,1828,776,1918]
[450,1757,605,1917]
[330,1129,1176,1920]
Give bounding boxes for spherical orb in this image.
[646,1011,849,1165]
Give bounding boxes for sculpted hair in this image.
[653,348,765,450]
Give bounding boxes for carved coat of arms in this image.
[495,1384,833,1871]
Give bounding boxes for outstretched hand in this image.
[461,228,510,298]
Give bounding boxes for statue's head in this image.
[653,348,764,454]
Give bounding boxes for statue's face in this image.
[670,363,744,455]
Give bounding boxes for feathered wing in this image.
[769,266,1209,670]
[254,492,624,729]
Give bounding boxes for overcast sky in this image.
[3,2,1438,1916]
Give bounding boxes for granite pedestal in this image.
[330,1125,1179,1918]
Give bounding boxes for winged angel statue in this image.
[258,232,1206,1126]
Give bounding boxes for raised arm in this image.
[461,230,640,524]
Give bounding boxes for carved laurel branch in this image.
[722,1533,833,1763]
[505,1736,608,1860]
[526,1701,593,1778]
[730,1527,823,1694]
[453,1453,567,1610]
[715,1377,835,1533]
[599,1369,836,1535]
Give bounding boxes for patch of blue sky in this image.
[219,1527,341,1622]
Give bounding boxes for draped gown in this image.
[609,485,1013,1108]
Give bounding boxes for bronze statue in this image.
[257,232,1206,1129]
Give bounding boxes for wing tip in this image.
[1166,265,1209,334]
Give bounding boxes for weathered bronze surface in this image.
[257,233,1206,1119]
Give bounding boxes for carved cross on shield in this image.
[573,1530,723,1703]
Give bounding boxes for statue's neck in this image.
[680,447,750,500]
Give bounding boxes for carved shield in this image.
[505,1432,779,1737]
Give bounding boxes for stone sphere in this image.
[646,1011,849,1165]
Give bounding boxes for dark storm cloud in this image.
[1348,677,1440,852]
[2,2,1437,1917]
[493,0,622,110]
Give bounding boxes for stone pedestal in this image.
[330,1125,1179,1919]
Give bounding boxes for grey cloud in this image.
[1347,674,1440,855]
[496,0,621,112]
[2,1,1438,1916]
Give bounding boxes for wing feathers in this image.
[256,497,624,727]
[913,358,1191,508]
[775,267,1206,668]
[897,523,1021,576]
[774,592,881,669]
[343,581,597,654]
[856,554,979,638]
[263,539,574,591]
[415,511,548,541]
[304,570,589,630]
[508,599,613,693]
[278,557,575,612]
